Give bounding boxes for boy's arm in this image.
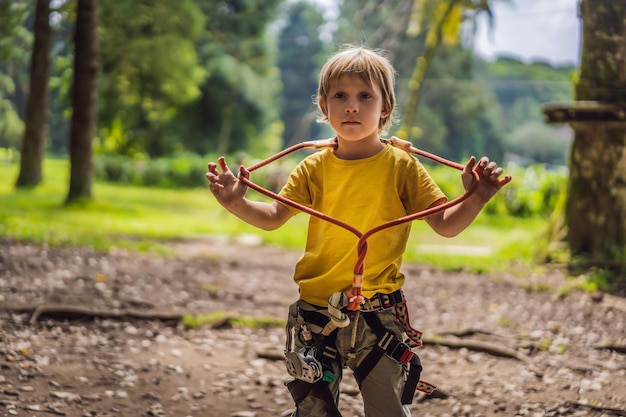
[206,157,293,231]
[426,156,511,238]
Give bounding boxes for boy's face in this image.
[320,74,388,144]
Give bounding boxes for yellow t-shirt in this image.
[279,144,446,306]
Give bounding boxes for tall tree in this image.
[98,0,205,157]
[66,0,99,203]
[190,0,283,156]
[15,0,51,188]
[397,0,493,139]
[543,0,626,284]
[567,0,626,272]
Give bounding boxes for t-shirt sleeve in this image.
[277,159,312,215]
[402,159,448,214]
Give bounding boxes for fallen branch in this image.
[257,349,284,361]
[593,343,626,354]
[423,335,531,362]
[564,401,626,416]
[2,304,183,325]
[422,334,543,377]
[436,328,504,338]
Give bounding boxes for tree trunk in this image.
[15,0,51,188]
[66,0,99,203]
[567,0,626,267]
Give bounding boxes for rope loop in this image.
[239,136,480,309]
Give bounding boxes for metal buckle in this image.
[388,340,415,365]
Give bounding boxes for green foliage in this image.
[276,1,328,146]
[182,0,283,156]
[94,153,207,189]
[557,270,611,297]
[0,0,31,62]
[0,0,31,150]
[424,161,567,218]
[414,46,505,162]
[474,55,575,132]
[0,88,23,149]
[506,122,572,165]
[86,150,569,225]
[1,0,578,167]
[98,0,207,157]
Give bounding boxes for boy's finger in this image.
[239,166,250,179]
[218,156,231,174]
[499,175,513,186]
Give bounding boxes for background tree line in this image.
[1,0,574,167]
[3,0,625,287]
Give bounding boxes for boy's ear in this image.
[318,97,328,115]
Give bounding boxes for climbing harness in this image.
[238,136,481,405]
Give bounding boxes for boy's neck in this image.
[333,136,385,160]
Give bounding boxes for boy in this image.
[206,45,510,417]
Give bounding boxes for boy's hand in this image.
[206,157,250,208]
[462,156,511,203]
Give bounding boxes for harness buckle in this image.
[380,294,392,309]
[388,339,415,365]
[376,331,415,366]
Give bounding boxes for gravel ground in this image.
[1,237,625,417]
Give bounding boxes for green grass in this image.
[0,158,547,270]
[182,311,285,329]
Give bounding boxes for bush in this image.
[426,162,567,218]
[94,153,568,219]
[94,155,136,183]
[95,153,246,189]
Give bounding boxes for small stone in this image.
[231,412,256,417]
[50,391,81,401]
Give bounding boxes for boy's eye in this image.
[334,92,346,99]
[360,92,372,99]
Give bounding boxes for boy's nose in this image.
[345,103,358,113]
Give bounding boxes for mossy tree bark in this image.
[66,0,100,203]
[15,0,51,188]
[567,0,626,269]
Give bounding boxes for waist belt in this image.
[359,289,405,312]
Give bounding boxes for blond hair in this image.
[317,45,396,133]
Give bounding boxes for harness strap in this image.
[297,300,341,336]
[394,296,424,347]
[401,355,423,404]
[356,312,435,404]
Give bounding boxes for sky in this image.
[309,0,582,66]
[473,0,581,65]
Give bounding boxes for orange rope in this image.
[239,136,479,310]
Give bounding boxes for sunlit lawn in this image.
[0,159,546,271]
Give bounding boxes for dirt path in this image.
[1,238,625,417]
